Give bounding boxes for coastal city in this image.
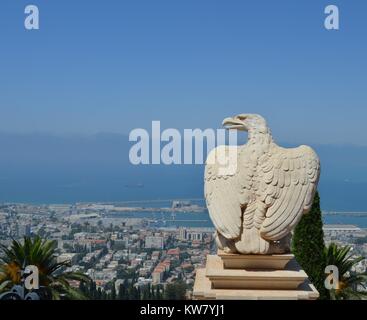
[0,201,366,298]
[0,201,215,299]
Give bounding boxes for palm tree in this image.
[0,236,91,300]
[324,243,367,300]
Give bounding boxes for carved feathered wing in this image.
[204,146,242,239]
[258,144,320,240]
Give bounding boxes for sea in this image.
[104,200,367,229]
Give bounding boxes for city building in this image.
[145,236,164,249]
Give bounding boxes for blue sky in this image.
[0,0,366,145]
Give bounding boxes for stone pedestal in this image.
[193,250,319,300]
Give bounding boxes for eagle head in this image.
[222,114,268,134]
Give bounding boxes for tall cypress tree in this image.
[291,191,329,300]
[118,283,127,300]
[111,283,116,300]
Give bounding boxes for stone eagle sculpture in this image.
[205,114,320,254]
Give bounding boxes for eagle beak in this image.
[222,116,247,131]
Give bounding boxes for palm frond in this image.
[324,243,367,300]
[0,236,91,300]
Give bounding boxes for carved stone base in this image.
[217,249,294,270]
[193,252,319,300]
